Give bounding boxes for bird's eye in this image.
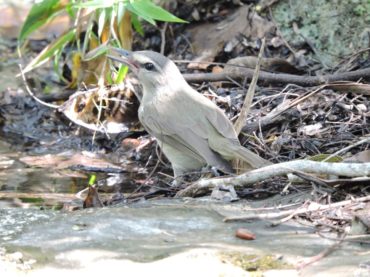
[143,62,155,71]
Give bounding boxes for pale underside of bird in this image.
[107,48,271,180]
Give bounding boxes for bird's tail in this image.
[233,146,271,172]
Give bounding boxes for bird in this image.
[107,48,271,181]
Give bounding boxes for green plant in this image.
[350,0,370,17]
[19,0,186,87]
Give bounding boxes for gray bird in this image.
[107,48,270,180]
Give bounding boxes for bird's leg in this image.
[201,165,221,177]
[210,166,221,177]
[170,168,187,187]
[171,168,203,187]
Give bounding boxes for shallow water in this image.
[1,199,369,276]
[0,133,370,276]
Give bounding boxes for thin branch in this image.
[176,160,370,197]
[323,136,370,162]
[296,235,345,270]
[242,85,325,133]
[160,22,168,55]
[234,38,265,134]
[223,195,370,222]
[18,64,60,109]
[183,67,370,88]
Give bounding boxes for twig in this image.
[334,47,370,73]
[237,202,301,211]
[176,160,370,197]
[268,7,296,56]
[242,85,325,133]
[234,38,265,134]
[160,22,168,55]
[318,233,370,244]
[323,136,370,162]
[91,58,110,141]
[0,192,80,201]
[128,156,162,196]
[223,195,370,222]
[183,67,370,88]
[261,201,312,227]
[242,82,370,133]
[296,234,345,270]
[18,64,60,109]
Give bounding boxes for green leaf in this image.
[97,8,107,37]
[73,0,116,9]
[19,0,64,42]
[131,13,144,36]
[53,48,69,84]
[308,154,343,163]
[88,174,97,186]
[82,15,95,54]
[83,43,109,61]
[126,2,156,25]
[106,70,114,85]
[65,2,76,18]
[129,0,187,23]
[115,65,129,83]
[109,7,120,42]
[23,29,76,73]
[116,1,126,24]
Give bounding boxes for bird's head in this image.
[108,48,186,93]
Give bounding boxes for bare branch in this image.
[223,195,370,222]
[183,67,370,90]
[176,160,370,197]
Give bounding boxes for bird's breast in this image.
[141,89,177,114]
[138,99,162,124]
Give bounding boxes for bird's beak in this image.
[107,47,139,72]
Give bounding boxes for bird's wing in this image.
[140,103,232,172]
[202,99,271,168]
[144,115,203,161]
[203,104,239,142]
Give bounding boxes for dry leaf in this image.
[188,5,274,69]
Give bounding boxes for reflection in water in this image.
[0,137,143,208]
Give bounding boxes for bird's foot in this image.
[201,165,221,177]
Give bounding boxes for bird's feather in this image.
[139,94,233,172]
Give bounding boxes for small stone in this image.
[235,228,256,240]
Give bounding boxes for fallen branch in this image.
[0,192,79,201]
[176,160,370,197]
[38,76,370,104]
[183,67,370,89]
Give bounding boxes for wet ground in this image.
[1,192,370,276]
[1,0,370,276]
[0,132,369,276]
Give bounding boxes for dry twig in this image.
[183,68,370,89]
[323,136,370,162]
[18,64,60,109]
[296,235,345,270]
[176,160,370,197]
[223,195,370,222]
[234,38,265,133]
